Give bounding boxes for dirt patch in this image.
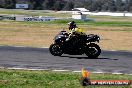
[0,21,132,51]
[85,30,132,51]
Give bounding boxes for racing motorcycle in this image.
[49,29,101,58]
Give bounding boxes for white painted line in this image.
[92,72,104,74]
[126,74,132,75]
[0,45,49,49]
[72,71,81,73]
[26,69,49,71]
[112,72,123,75]
[14,46,49,49]
[110,50,117,51]
[52,70,70,72]
[0,67,5,69]
[8,67,28,70]
[13,46,27,48]
[1,67,132,75]
[92,71,105,74]
[13,46,49,49]
[41,47,49,48]
[7,67,49,71]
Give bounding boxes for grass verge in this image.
[0,9,71,17]
[12,20,132,27]
[0,69,131,88]
[0,20,132,51]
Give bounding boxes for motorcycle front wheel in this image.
[49,44,63,56]
[85,43,101,58]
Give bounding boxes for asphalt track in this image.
[0,46,132,74]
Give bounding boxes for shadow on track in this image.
[60,55,118,60]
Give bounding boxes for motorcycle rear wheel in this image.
[49,44,63,56]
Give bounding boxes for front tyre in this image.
[85,43,101,58]
[49,44,63,56]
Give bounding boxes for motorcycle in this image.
[49,29,101,58]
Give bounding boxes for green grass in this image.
[0,9,71,17]
[0,69,131,88]
[57,20,132,27]
[2,20,132,27]
[89,21,132,27]
[88,15,132,22]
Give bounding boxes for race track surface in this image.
[0,46,132,74]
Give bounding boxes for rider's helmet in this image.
[68,21,76,30]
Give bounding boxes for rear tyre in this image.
[85,43,101,58]
[49,44,63,56]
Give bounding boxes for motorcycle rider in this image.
[65,21,86,49]
[66,21,86,41]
